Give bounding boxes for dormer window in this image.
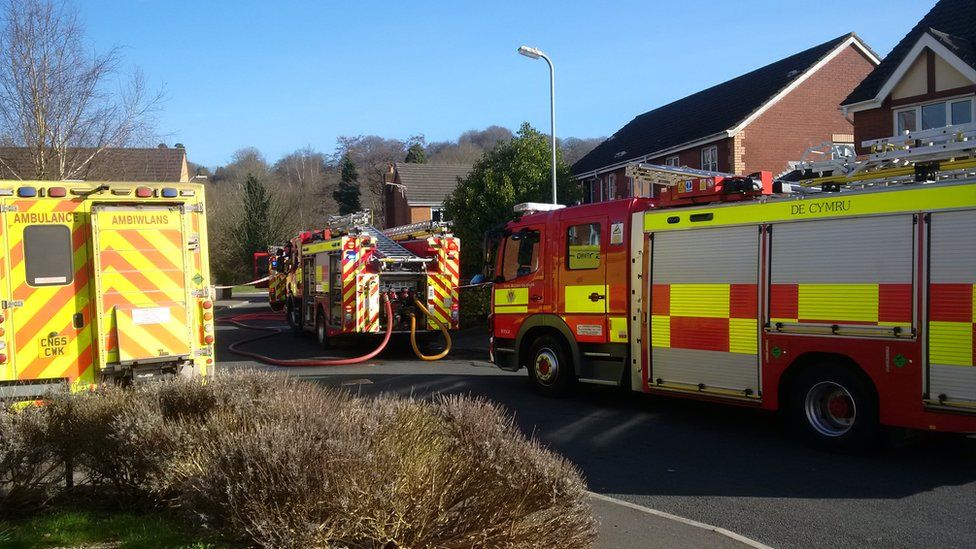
[894,97,973,134]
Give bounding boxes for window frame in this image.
[499,228,541,281]
[607,173,616,200]
[24,224,74,287]
[892,95,975,134]
[701,146,719,172]
[665,155,680,167]
[565,222,602,271]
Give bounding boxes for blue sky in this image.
[80,0,933,167]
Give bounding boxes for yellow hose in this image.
[409,297,452,361]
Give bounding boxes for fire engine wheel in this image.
[315,310,332,349]
[527,336,574,397]
[789,364,879,449]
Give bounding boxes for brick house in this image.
[572,33,878,202]
[0,145,191,182]
[841,0,975,152]
[384,162,472,228]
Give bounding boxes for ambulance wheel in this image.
[315,310,332,349]
[789,363,879,449]
[527,336,574,397]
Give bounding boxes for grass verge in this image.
[0,509,216,548]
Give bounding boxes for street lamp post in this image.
[518,45,557,204]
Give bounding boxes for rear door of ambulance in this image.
[0,195,94,397]
[90,204,194,374]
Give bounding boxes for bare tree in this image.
[0,0,162,180]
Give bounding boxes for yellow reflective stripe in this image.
[929,321,973,366]
[651,315,670,348]
[798,284,878,323]
[494,305,527,314]
[565,284,607,313]
[669,284,729,318]
[644,183,976,232]
[729,318,757,354]
[609,316,628,343]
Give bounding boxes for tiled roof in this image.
[843,0,976,105]
[0,147,188,182]
[573,34,861,176]
[393,162,472,205]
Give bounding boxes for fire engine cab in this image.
[489,123,976,446]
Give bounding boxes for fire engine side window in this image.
[501,230,540,280]
[566,223,601,270]
[24,225,73,287]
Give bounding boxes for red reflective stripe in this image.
[729,284,758,319]
[878,283,913,324]
[651,284,670,315]
[668,316,729,352]
[769,284,798,319]
[929,284,973,322]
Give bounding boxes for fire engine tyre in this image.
[789,363,879,449]
[527,336,575,397]
[315,310,331,349]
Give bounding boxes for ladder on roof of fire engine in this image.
[795,122,976,189]
[625,163,734,188]
[382,219,453,241]
[327,209,419,259]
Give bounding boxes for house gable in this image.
[850,31,976,112]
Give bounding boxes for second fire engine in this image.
[268,211,460,352]
[488,123,976,447]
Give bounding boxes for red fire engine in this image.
[488,124,976,447]
[269,211,460,350]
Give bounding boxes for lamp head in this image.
[518,45,543,59]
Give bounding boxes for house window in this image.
[702,146,719,172]
[894,97,974,134]
[665,155,680,167]
[608,174,616,200]
[581,179,595,204]
[430,207,444,222]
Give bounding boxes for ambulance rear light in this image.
[0,189,12,196]
[17,187,36,198]
[204,334,214,344]
[161,187,178,198]
[47,187,67,198]
[202,300,213,309]
[135,186,153,198]
[111,188,132,196]
[180,189,196,197]
[203,311,213,321]
[0,341,6,350]
[0,354,6,364]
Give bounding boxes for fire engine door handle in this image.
[588,292,606,302]
[530,294,543,302]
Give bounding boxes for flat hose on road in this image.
[221,298,394,366]
[409,296,452,361]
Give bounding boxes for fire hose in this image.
[409,297,452,361]
[221,295,452,365]
[221,297,394,366]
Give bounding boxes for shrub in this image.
[0,404,61,514]
[0,372,597,548]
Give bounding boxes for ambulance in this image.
[0,181,214,400]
